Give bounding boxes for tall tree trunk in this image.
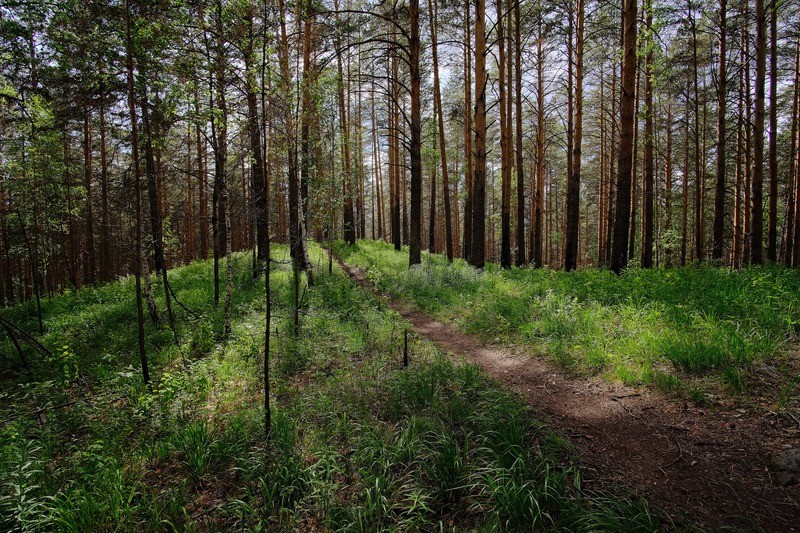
[744,20,753,263]
[185,124,195,264]
[470,0,487,268]
[244,3,268,271]
[565,5,574,268]
[64,136,78,288]
[195,92,209,260]
[82,110,95,284]
[356,59,366,241]
[514,0,525,266]
[598,67,607,265]
[215,0,232,338]
[204,0,230,326]
[453,149,461,256]
[402,102,409,246]
[565,0,583,271]
[428,168,437,252]
[497,0,511,268]
[463,2,473,261]
[682,82,690,266]
[334,0,356,245]
[263,197,271,438]
[712,0,727,260]
[428,0,453,261]
[642,2,655,268]
[733,67,744,267]
[505,0,513,262]
[124,0,149,386]
[665,102,674,265]
[409,0,422,266]
[751,0,766,264]
[98,97,111,281]
[141,86,175,335]
[606,59,618,265]
[790,31,800,266]
[767,0,778,261]
[533,12,545,268]
[390,49,401,251]
[611,0,638,274]
[281,0,313,283]
[371,83,384,240]
[690,0,703,261]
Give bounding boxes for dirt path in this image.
[334,255,800,531]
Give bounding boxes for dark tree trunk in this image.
[497,0,511,269]
[611,0,638,274]
[141,86,176,334]
[124,0,149,386]
[463,2,473,261]
[244,4,268,270]
[409,0,422,266]
[565,0,584,272]
[470,0,487,268]
[751,0,766,264]
[514,0,525,266]
[642,4,655,268]
[712,0,727,260]
[99,98,111,281]
[428,0,453,261]
[790,31,800,266]
[767,0,778,261]
[532,13,545,268]
[82,111,95,284]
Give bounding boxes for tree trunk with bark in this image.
[470,0,487,268]
[611,0,638,274]
[751,0,766,264]
[712,0,727,261]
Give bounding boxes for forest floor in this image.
[334,247,800,531]
[0,244,662,531]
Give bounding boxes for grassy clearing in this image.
[334,240,800,399]
[0,244,658,531]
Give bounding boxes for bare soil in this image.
[335,255,800,531]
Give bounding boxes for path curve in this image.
[334,254,800,531]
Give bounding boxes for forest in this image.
[1,0,800,530]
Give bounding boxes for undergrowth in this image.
[0,244,659,531]
[335,239,800,399]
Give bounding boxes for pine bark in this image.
[514,0,525,266]
[532,13,545,268]
[409,0,422,266]
[642,3,655,268]
[767,0,778,261]
[470,0,487,268]
[565,0,584,271]
[498,0,511,269]
[428,0,453,261]
[712,0,728,260]
[124,0,149,386]
[751,0,766,264]
[463,2,474,261]
[82,111,95,284]
[610,0,638,274]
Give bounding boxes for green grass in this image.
[334,239,800,397]
[0,244,659,530]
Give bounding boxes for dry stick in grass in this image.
[1,321,33,379]
[403,329,409,368]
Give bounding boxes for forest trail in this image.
[333,253,800,531]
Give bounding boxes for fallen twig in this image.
[612,396,641,419]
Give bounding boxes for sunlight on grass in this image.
[335,239,800,394]
[0,243,659,530]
